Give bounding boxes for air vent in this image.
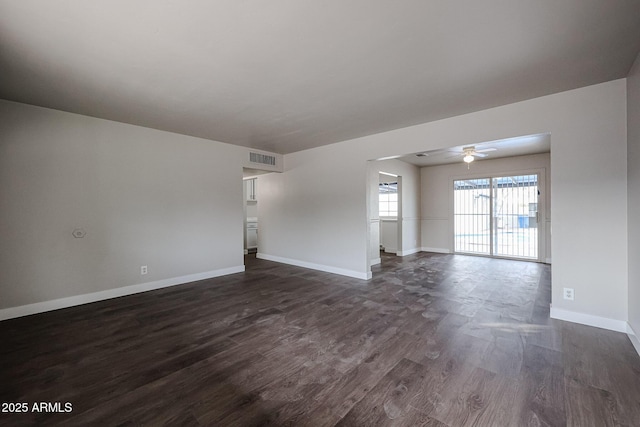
[249,152,276,166]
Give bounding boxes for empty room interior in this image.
[1,1,640,426]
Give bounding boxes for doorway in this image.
[453,173,540,260]
[242,167,274,267]
[378,173,402,256]
[244,177,258,254]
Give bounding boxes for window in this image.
[379,182,398,217]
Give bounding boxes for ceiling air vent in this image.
[249,152,276,166]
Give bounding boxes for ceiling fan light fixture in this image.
[463,154,474,163]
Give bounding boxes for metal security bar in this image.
[454,175,538,260]
[492,175,538,259]
[453,178,491,254]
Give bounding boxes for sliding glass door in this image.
[454,174,539,260]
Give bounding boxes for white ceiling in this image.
[1,1,639,154]
[396,133,550,167]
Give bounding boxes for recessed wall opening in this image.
[366,133,550,275]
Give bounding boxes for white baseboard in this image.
[256,253,371,280]
[550,307,628,333]
[627,323,640,357]
[545,258,552,264]
[370,257,381,266]
[420,247,451,254]
[383,248,397,254]
[397,248,420,256]
[0,265,246,322]
[244,249,249,255]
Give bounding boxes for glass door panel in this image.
[492,175,538,259]
[453,178,491,255]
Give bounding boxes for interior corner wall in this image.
[0,100,246,313]
[260,79,628,325]
[627,52,640,338]
[374,159,421,255]
[420,153,551,260]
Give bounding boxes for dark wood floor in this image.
[1,252,639,426]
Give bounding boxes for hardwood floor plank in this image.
[337,358,429,426]
[565,377,624,427]
[313,331,423,418]
[428,365,525,427]
[64,347,267,425]
[1,252,638,426]
[519,343,566,426]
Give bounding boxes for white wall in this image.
[421,153,551,261]
[380,220,398,253]
[257,147,371,278]
[0,100,250,316]
[379,174,396,184]
[260,79,628,326]
[628,53,640,341]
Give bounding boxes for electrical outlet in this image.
[141,265,148,275]
[563,287,574,301]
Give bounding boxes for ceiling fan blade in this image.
[475,148,497,153]
[474,152,489,158]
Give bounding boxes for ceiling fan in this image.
[452,146,497,163]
